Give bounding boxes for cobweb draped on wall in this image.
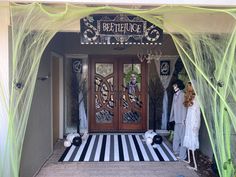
[0,3,236,177]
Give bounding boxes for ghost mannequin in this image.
[169,79,187,160]
[183,81,201,171]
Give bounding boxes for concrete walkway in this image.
[35,140,199,177]
[35,161,199,177]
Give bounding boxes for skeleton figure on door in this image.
[127,73,139,102]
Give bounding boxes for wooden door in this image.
[89,55,147,132]
[118,59,147,131]
[90,57,118,132]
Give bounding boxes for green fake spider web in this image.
[0,3,236,177]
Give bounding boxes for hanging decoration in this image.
[160,60,170,75]
[80,14,163,45]
[137,47,162,63]
[154,56,178,130]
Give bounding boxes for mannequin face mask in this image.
[187,82,193,92]
[130,74,137,85]
[173,84,180,93]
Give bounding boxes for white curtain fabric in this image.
[161,91,168,129]
[79,91,88,133]
[154,56,178,130]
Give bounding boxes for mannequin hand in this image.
[167,121,175,131]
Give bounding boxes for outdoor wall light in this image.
[37,75,49,81]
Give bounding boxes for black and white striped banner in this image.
[59,134,177,162]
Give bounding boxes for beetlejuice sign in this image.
[80,14,163,45]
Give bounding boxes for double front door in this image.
[89,55,147,132]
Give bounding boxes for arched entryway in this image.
[2,3,236,177]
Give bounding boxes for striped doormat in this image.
[59,133,177,162]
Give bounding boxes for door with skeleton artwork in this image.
[89,55,147,132]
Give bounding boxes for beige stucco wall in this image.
[61,13,235,34]
[20,33,65,177]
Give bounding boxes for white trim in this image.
[3,0,236,7]
[65,54,88,60]
[50,55,53,151]
[59,54,64,139]
[51,52,64,141]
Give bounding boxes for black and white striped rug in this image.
[59,134,177,162]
